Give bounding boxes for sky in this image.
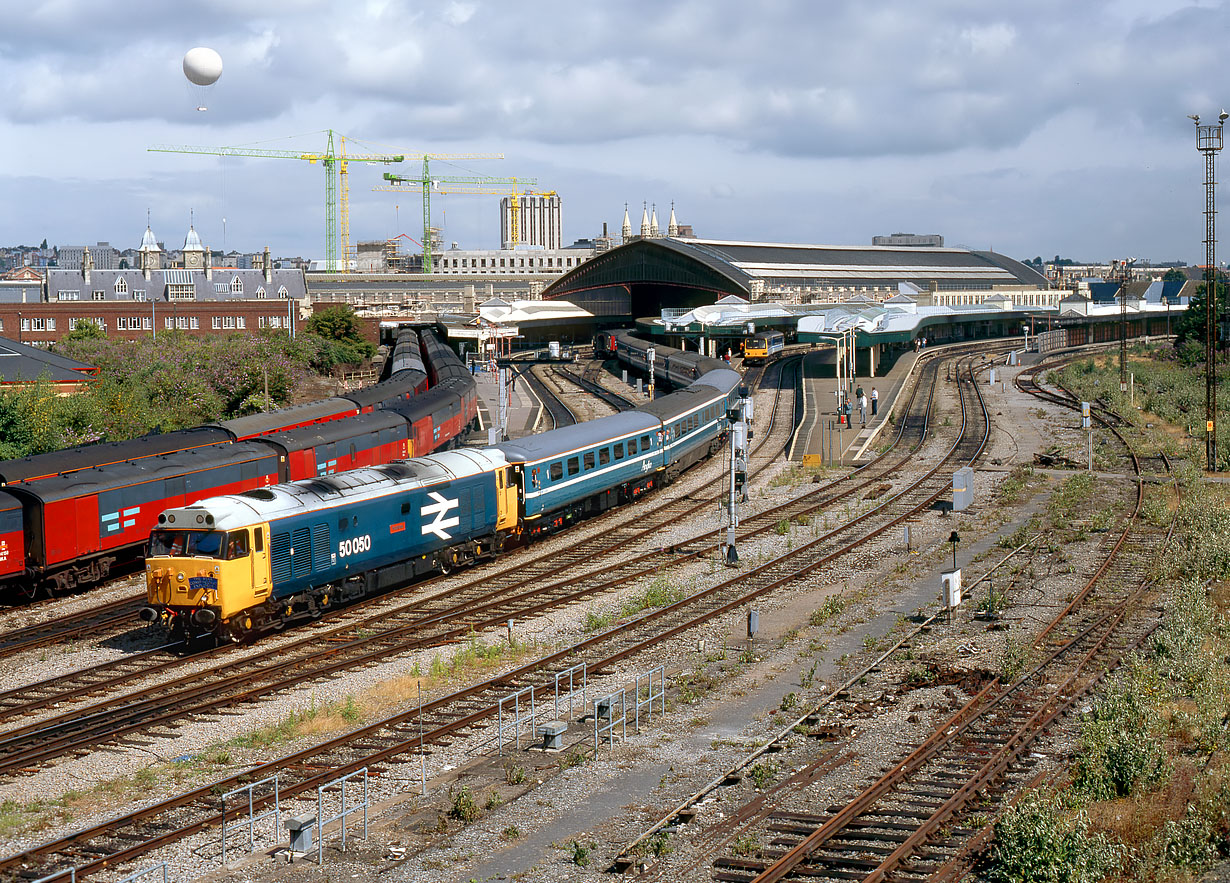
[3,0,1230,266]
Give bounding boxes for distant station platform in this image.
[788,346,921,465]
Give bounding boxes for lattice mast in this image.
[1193,112,1226,470]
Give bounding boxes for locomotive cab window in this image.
[254,527,264,552]
[226,531,250,560]
[151,529,227,558]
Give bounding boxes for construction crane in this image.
[375,156,531,273]
[149,130,406,272]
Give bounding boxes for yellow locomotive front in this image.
[142,507,271,640]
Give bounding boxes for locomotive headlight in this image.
[176,572,185,582]
[213,565,220,574]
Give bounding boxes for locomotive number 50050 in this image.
[338,535,372,558]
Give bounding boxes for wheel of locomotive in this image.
[438,553,453,575]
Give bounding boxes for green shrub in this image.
[988,792,1124,883]
[1071,667,1168,801]
[448,785,480,823]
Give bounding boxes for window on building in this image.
[133,290,147,301]
[212,316,221,330]
[223,316,235,329]
[190,317,199,330]
[92,290,106,301]
[256,286,266,298]
[141,316,151,330]
[58,290,80,301]
[278,286,288,298]
[165,317,174,329]
[258,316,267,328]
[169,284,195,300]
[176,316,189,330]
[230,276,243,295]
[237,317,245,329]
[114,278,128,295]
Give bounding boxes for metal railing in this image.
[497,686,536,755]
[554,663,587,721]
[316,768,369,864]
[221,774,280,864]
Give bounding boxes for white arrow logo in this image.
[421,491,460,541]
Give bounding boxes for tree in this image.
[1172,273,1228,355]
[303,305,375,370]
[39,238,47,250]
[62,319,106,343]
[1162,267,1187,284]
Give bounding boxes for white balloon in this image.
[183,47,223,87]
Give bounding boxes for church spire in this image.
[621,203,632,244]
[640,202,650,238]
[650,203,659,237]
[668,201,679,237]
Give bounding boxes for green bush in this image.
[988,792,1124,883]
[1071,666,1168,801]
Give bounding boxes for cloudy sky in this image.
[3,0,1228,265]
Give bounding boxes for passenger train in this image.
[0,329,477,596]
[742,331,785,365]
[142,337,741,641]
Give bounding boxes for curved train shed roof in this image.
[543,237,1048,317]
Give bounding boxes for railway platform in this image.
[789,347,921,465]
[469,364,544,441]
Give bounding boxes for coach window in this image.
[599,448,610,466]
[614,442,624,459]
[626,438,637,455]
[641,435,652,450]
[550,462,563,481]
[567,457,580,476]
[584,452,595,470]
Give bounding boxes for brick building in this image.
[0,224,309,345]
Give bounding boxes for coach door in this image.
[251,525,271,599]
[495,467,518,531]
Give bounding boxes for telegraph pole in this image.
[1193,112,1226,470]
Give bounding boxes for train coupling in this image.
[138,606,161,623]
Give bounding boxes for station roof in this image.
[543,237,1049,318]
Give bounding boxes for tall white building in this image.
[500,194,562,250]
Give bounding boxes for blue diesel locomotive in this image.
[142,340,741,641]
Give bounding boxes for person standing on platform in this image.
[871,387,879,417]
[858,391,867,426]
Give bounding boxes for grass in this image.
[809,595,845,627]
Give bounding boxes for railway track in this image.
[626,353,1176,883]
[553,363,638,411]
[0,353,999,880]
